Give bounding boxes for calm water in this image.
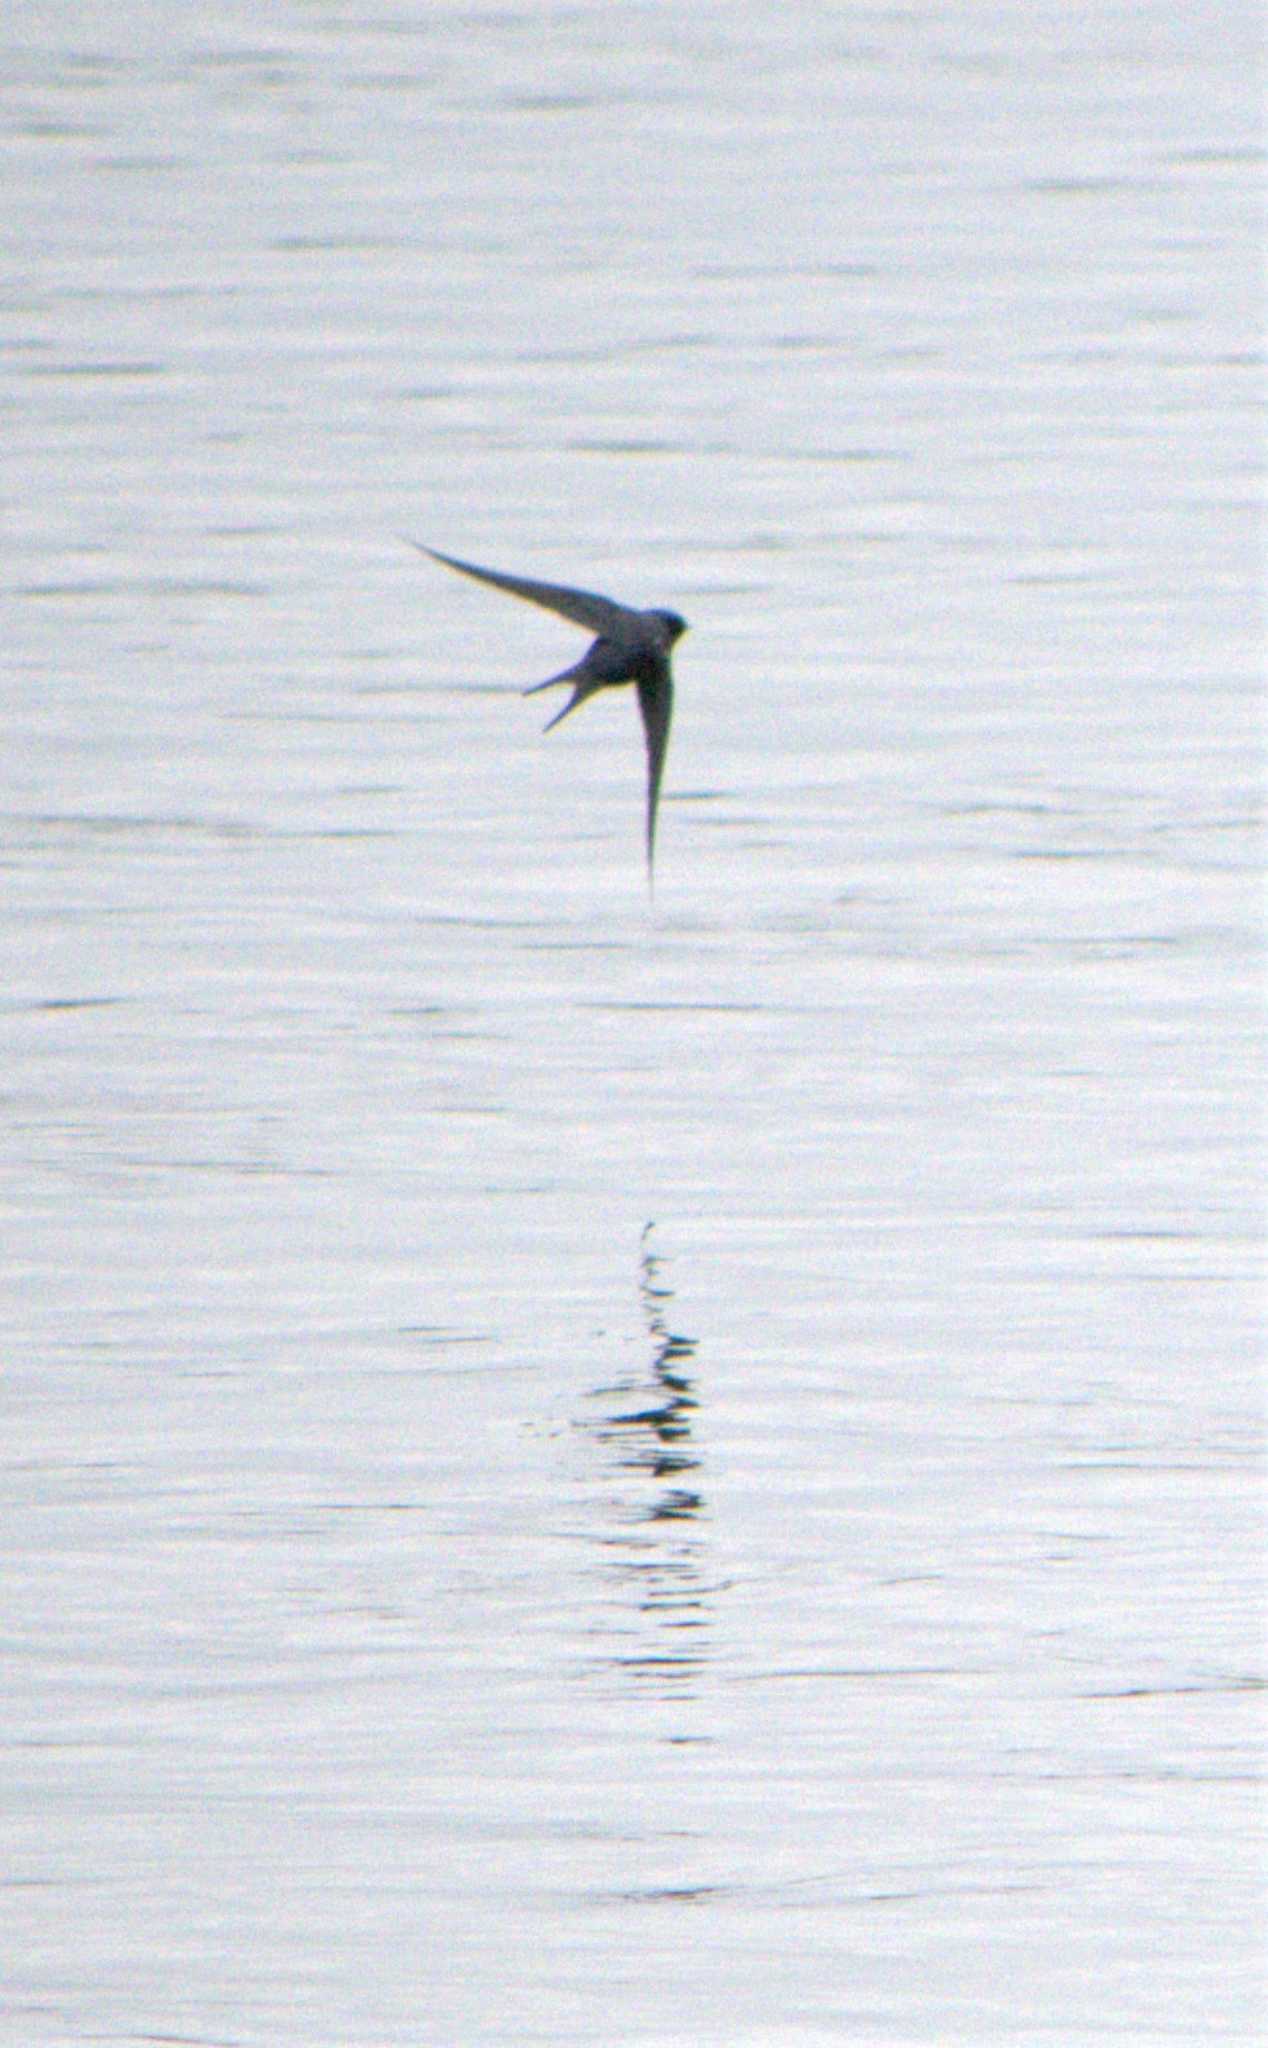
[2,3,1262,2042]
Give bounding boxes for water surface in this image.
[1,3,1262,2042]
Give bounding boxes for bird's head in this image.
[647,609,689,649]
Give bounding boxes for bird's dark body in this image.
[417,544,686,879]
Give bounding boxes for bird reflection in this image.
[580,1224,711,1692]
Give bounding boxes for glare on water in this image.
[1,4,1262,2043]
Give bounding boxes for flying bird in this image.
[416,544,687,879]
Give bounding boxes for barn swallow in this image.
[416,544,687,879]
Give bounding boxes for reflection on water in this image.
[580,1224,711,1692]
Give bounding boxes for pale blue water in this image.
[1,3,1262,2043]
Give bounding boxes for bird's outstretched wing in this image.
[416,545,633,641]
[637,657,674,879]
